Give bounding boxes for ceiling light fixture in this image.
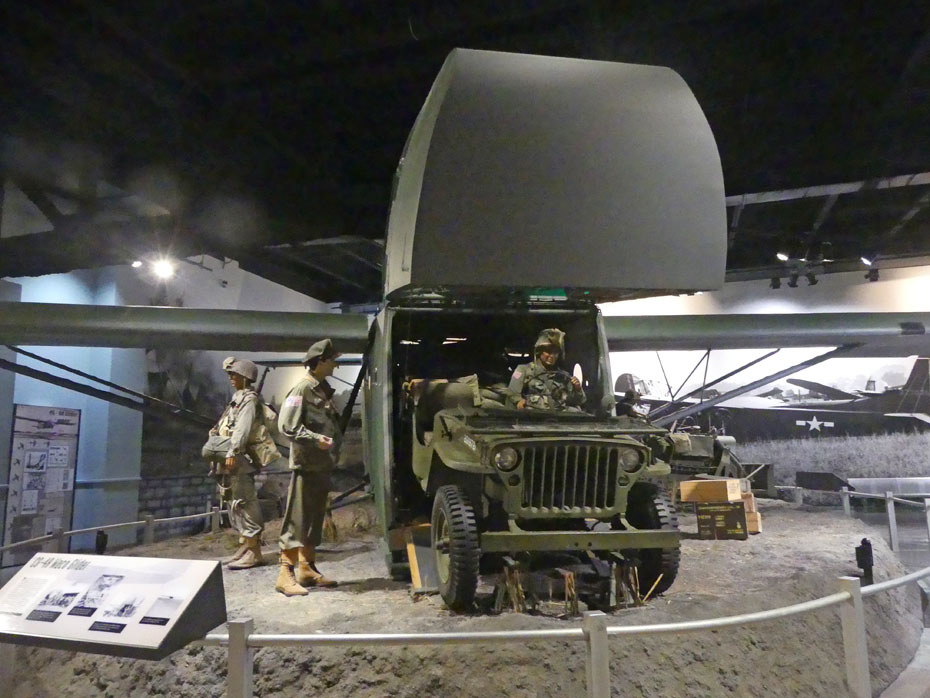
[152,259,175,279]
[131,260,143,268]
[861,256,873,266]
[776,252,790,262]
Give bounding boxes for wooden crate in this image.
[679,478,742,503]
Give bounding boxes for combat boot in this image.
[296,546,337,587]
[227,536,264,570]
[275,549,308,596]
[222,539,248,565]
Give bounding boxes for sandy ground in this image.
[8,498,924,698]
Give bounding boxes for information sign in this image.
[3,405,80,567]
[0,553,226,659]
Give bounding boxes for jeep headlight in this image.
[493,447,520,471]
[619,447,644,472]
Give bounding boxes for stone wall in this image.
[137,474,216,541]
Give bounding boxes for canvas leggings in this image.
[213,454,264,540]
[278,470,331,550]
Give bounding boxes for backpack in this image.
[248,395,282,467]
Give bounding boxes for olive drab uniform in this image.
[508,327,586,411]
[277,373,342,550]
[508,360,586,410]
[211,387,267,539]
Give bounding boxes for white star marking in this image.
[794,416,835,431]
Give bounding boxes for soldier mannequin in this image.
[274,339,342,596]
[508,328,586,411]
[204,357,267,570]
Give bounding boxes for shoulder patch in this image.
[284,395,303,408]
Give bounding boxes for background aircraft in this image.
[617,356,930,442]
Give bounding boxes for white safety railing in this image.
[2,488,928,698]
[0,502,226,555]
[193,566,929,698]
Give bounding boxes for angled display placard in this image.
[0,553,226,659]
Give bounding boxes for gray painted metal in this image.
[605,312,930,356]
[0,302,370,352]
[384,49,726,300]
[846,477,930,495]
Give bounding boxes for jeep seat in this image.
[413,380,479,443]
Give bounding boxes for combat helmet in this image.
[223,357,258,383]
[534,328,566,358]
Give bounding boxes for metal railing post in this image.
[583,611,610,698]
[54,528,67,553]
[885,491,899,552]
[212,506,221,534]
[44,528,62,553]
[793,486,803,505]
[837,576,871,698]
[227,618,255,698]
[841,487,851,517]
[143,514,155,545]
[924,499,930,547]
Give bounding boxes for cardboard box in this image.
[679,478,742,503]
[741,492,757,513]
[696,502,748,540]
[746,511,762,535]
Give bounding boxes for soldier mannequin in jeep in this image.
[508,328,586,411]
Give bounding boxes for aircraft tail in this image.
[897,357,930,411]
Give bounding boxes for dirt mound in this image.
[9,499,923,698]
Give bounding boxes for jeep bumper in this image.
[479,529,679,552]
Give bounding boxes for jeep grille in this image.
[519,443,621,514]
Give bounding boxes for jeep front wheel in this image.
[431,485,480,611]
[619,483,680,597]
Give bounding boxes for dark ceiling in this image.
[2,1,930,303]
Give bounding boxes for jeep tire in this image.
[431,485,480,611]
[622,482,680,597]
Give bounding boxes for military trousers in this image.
[208,444,264,540]
[278,470,332,550]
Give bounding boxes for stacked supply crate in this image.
[679,479,761,540]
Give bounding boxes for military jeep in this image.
[362,49,726,610]
[385,303,685,609]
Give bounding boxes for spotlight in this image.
[776,252,790,262]
[806,273,818,286]
[131,260,143,268]
[769,277,781,289]
[152,259,175,279]
[787,273,799,288]
[865,268,879,282]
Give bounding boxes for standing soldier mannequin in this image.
[275,339,342,596]
[508,328,586,411]
[203,357,267,570]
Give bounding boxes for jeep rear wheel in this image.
[431,485,480,611]
[621,483,680,596]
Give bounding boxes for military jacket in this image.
[215,388,264,459]
[277,373,342,472]
[508,360,586,411]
